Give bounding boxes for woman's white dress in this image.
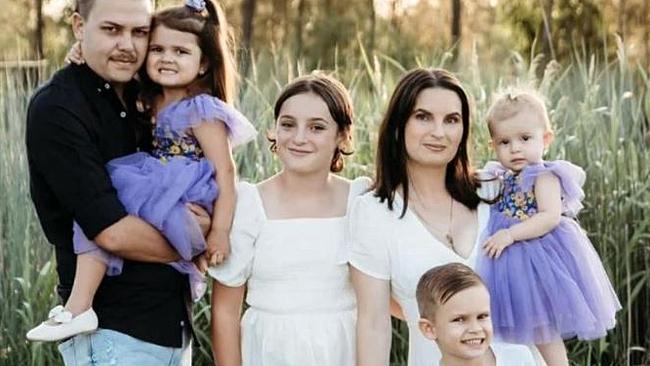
[348,192,536,366]
[208,177,370,366]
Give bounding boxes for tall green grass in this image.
[1,44,648,365]
[1,66,62,365]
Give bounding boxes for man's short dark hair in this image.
[75,0,97,18]
[75,0,153,19]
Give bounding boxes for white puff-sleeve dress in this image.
[348,192,537,366]
[208,177,371,366]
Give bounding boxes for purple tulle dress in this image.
[73,94,257,301]
[477,160,621,344]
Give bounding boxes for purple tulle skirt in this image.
[477,212,621,344]
[73,152,218,301]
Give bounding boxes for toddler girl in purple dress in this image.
[27,0,255,342]
[477,90,620,366]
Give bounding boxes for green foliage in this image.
[3,0,650,74]
[0,66,62,365]
[1,43,648,365]
[499,0,605,62]
[0,0,73,61]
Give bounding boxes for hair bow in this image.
[186,0,206,12]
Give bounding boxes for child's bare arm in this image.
[193,121,237,264]
[211,280,245,366]
[484,172,562,258]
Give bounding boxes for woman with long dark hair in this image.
[349,68,535,366]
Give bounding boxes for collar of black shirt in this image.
[73,63,140,110]
[71,63,150,150]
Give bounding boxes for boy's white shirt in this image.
[491,343,541,366]
[525,344,549,366]
[437,343,541,366]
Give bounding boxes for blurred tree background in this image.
[1,0,648,72]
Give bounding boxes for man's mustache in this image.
[110,53,138,63]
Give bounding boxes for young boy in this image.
[416,263,537,366]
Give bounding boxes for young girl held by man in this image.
[27,0,256,342]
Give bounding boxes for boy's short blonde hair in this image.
[416,263,486,321]
[486,89,552,135]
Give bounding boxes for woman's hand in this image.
[65,42,84,65]
[207,230,230,266]
[187,203,211,236]
[483,229,514,259]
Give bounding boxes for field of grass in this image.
[1,44,648,365]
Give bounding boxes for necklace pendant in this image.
[446,233,454,247]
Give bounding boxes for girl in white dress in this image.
[208,74,369,366]
[349,68,537,366]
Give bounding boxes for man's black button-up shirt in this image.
[26,64,189,348]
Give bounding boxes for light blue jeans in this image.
[57,328,192,366]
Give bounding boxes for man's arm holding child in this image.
[26,100,190,262]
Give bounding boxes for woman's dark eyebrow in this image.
[412,108,433,117]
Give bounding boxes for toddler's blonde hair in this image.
[486,89,552,136]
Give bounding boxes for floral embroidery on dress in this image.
[496,171,538,220]
[150,117,204,163]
